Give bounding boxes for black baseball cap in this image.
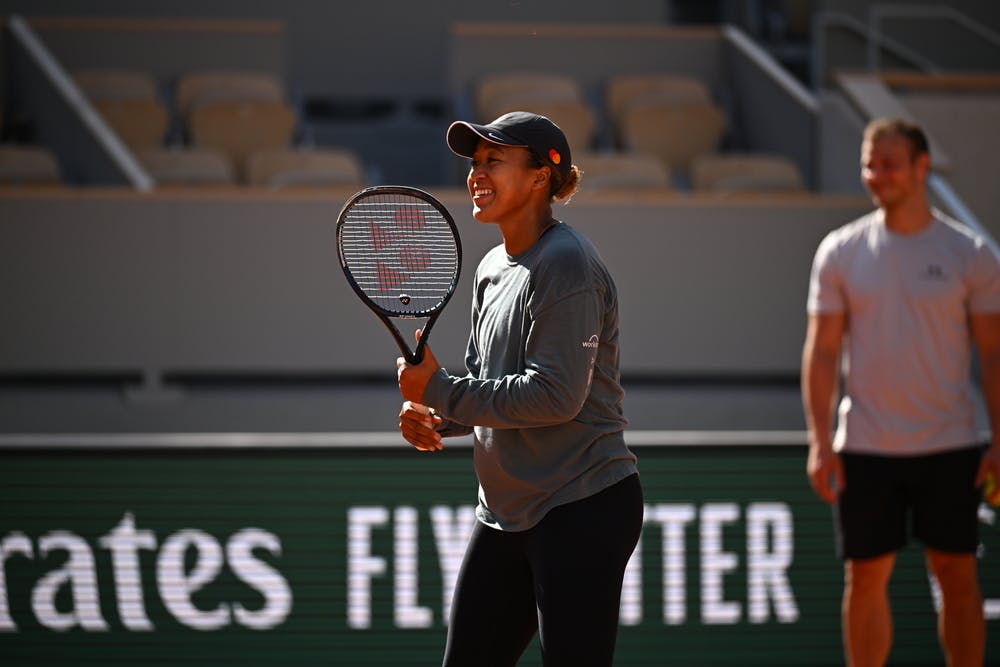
[446,111,572,183]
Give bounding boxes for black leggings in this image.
[442,473,644,667]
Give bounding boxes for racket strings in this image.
[340,194,460,315]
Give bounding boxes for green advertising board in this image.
[0,433,997,666]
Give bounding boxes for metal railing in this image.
[867,4,1000,72]
[929,173,1000,256]
[812,3,1000,87]
[7,14,154,190]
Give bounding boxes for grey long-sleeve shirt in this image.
[422,222,638,531]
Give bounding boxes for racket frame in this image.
[336,185,462,365]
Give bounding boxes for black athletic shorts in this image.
[834,446,983,560]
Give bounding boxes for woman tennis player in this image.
[396,111,642,666]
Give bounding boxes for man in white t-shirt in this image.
[802,117,1000,667]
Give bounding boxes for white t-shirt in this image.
[808,209,1000,455]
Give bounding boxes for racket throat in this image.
[389,317,432,365]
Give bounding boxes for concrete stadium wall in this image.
[21,16,287,86]
[0,187,870,384]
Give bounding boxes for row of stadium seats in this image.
[563,150,804,194]
[0,65,803,194]
[135,145,364,188]
[65,67,366,188]
[472,71,805,193]
[0,141,800,194]
[74,67,806,193]
[0,144,62,185]
[0,67,368,189]
[0,142,365,189]
[74,69,286,157]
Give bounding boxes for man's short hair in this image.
[863,117,930,160]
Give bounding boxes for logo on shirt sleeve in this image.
[581,334,600,349]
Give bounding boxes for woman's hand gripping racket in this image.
[336,186,461,425]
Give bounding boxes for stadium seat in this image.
[91,99,169,149]
[691,153,806,193]
[605,73,713,127]
[187,99,297,178]
[0,144,62,185]
[475,72,584,121]
[574,151,671,192]
[485,94,596,152]
[246,147,365,189]
[176,70,285,120]
[136,147,237,186]
[74,69,169,149]
[472,73,597,151]
[617,100,726,173]
[474,72,597,149]
[74,69,161,101]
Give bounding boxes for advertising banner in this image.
[1,433,997,666]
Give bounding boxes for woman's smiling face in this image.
[466,140,544,224]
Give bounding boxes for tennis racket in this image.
[336,185,462,365]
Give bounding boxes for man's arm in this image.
[802,312,847,504]
[971,312,1000,497]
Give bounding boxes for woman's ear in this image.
[532,166,551,191]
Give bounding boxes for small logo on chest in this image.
[918,263,947,281]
